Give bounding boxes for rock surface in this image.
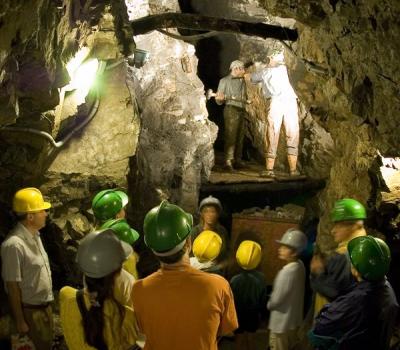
[0,0,399,275]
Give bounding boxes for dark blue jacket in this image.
[310,278,398,350]
[310,252,355,300]
[230,270,267,332]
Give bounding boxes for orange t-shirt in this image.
[132,265,238,350]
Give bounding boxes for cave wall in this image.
[125,0,218,223]
[182,0,335,202]
[181,0,400,250]
[0,0,398,290]
[0,1,142,297]
[257,0,400,248]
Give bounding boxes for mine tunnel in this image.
[0,0,400,349]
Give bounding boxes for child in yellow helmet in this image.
[190,230,225,274]
[230,240,267,350]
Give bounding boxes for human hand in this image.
[16,320,29,334]
[215,91,225,101]
[244,73,251,81]
[310,255,325,274]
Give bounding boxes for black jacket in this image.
[311,278,398,350]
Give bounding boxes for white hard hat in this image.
[77,229,132,278]
[230,60,244,70]
[276,228,307,253]
[199,196,222,213]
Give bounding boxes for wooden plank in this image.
[201,178,325,193]
[130,13,298,41]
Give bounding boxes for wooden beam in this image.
[130,13,298,41]
[201,178,325,194]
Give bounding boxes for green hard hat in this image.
[348,236,391,281]
[114,190,129,207]
[144,200,193,253]
[100,218,139,245]
[331,198,367,222]
[92,189,124,221]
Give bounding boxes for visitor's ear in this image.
[186,238,192,252]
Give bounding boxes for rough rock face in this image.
[0,1,140,293]
[256,0,400,249]
[0,0,62,125]
[190,0,400,249]
[0,0,399,282]
[48,63,139,182]
[126,0,218,219]
[182,0,337,236]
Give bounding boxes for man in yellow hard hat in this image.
[1,188,54,350]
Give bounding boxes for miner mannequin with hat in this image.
[309,236,398,349]
[191,195,230,263]
[247,48,300,177]
[216,60,248,171]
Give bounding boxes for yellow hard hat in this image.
[236,240,262,270]
[13,188,51,213]
[193,230,222,263]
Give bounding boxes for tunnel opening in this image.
[177,0,301,169]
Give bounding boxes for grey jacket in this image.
[268,260,305,333]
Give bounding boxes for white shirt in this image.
[267,260,305,333]
[1,222,53,304]
[251,65,297,100]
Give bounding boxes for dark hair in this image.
[156,240,189,264]
[81,269,124,350]
[157,247,186,264]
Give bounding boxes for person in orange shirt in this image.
[132,201,238,350]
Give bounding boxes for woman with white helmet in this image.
[59,229,138,350]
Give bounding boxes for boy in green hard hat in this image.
[101,218,140,279]
[91,189,139,305]
[91,189,129,223]
[309,236,398,349]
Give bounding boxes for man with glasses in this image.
[216,60,248,171]
[1,187,54,349]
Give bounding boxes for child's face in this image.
[201,206,219,226]
[278,245,297,262]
